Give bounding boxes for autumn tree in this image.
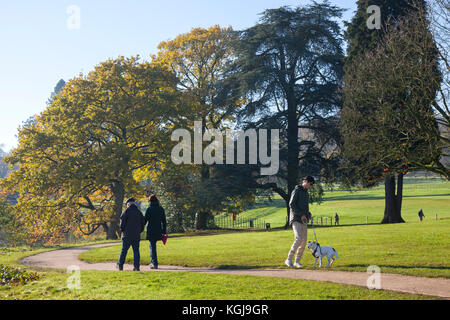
[1,56,179,240]
[152,25,246,229]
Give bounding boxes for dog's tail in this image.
[332,248,338,259]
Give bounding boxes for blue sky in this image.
[0,0,357,152]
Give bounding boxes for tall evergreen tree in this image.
[232,2,344,227]
[345,0,424,62]
[341,0,441,223]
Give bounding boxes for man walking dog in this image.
[285,176,315,268]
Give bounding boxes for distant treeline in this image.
[0,148,9,179]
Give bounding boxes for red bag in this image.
[162,234,168,245]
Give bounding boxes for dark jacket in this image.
[120,204,145,242]
[144,202,167,242]
[289,185,311,226]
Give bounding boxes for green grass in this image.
[81,219,450,278]
[0,269,438,300]
[0,178,448,300]
[81,179,450,279]
[0,242,438,300]
[216,179,450,227]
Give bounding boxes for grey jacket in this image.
[289,185,311,226]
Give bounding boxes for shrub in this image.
[0,265,40,285]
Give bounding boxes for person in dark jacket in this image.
[116,198,145,271]
[144,194,167,269]
[285,175,315,269]
[418,208,425,222]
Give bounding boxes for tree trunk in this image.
[381,174,405,224]
[106,181,125,240]
[195,211,211,230]
[195,116,212,231]
[285,93,299,228]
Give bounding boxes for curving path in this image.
[21,243,450,299]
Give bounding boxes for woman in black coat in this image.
[144,194,167,269]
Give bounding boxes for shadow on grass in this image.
[324,193,450,202]
[216,265,268,270]
[246,198,286,209]
[323,194,384,201]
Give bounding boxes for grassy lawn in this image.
[0,244,438,300]
[0,177,447,300]
[222,179,450,227]
[81,219,450,278]
[0,268,438,300]
[82,178,449,279]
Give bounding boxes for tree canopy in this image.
[1,56,180,241]
[229,2,344,226]
[341,0,444,223]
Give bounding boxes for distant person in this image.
[144,194,167,269]
[418,209,425,222]
[117,198,145,271]
[285,175,315,268]
[334,212,339,226]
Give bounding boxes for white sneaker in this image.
[285,259,294,268]
[294,262,304,268]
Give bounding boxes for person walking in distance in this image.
[117,198,145,271]
[285,176,315,268]
[418,208,425,222]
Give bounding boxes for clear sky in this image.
[0,0,357,152]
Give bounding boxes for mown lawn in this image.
[81,219,450,278]
[0,178,447,300]
[223,179,450,227]
[0,245,439,300]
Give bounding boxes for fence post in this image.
[366,216,368,224]
[435,214,438,221]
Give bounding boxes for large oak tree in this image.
[1,56,180,240]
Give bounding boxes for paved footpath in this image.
[21,243,450,299]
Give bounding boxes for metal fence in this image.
[215,215,269,230]
[310,216,339,226]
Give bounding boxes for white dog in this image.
[307,241,338,267]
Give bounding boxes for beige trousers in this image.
[287,221,307,262]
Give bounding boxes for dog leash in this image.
[311,223,322,257]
